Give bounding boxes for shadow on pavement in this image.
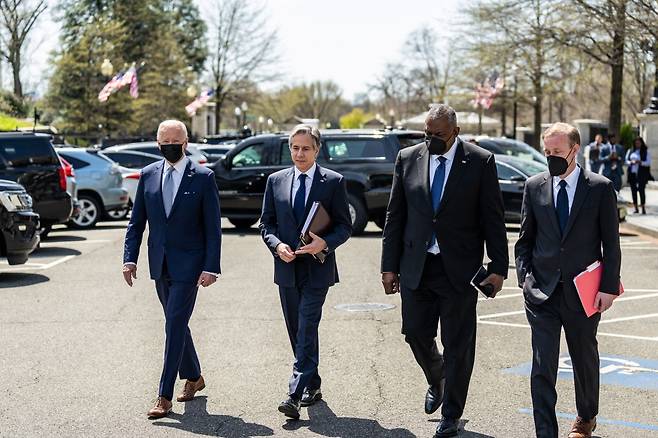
[283,400,415,437]
[220,227,260,236]
[31,246,81,257]
[0,273,49,288]
[40,234,87,242]
[427,419,495,438]
[152,396,274,437]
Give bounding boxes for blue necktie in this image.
[556,180,569,235]
[429,156,447,249]
[293,173,307,224]
[163,166,175,217]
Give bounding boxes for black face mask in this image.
[160,143,184,163]
[425,134,454,155]
[547,147,575,177]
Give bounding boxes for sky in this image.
[21,0,461,101]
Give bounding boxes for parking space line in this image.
[478,319,658,342]
[479,292,522,301]
[518,408,658,433]
[599,313,658,324]
[479,310,526,319]
[616,292,658,302]
[39,239,112,247]
[0,255,77,272]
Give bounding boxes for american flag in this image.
[185,89,214,116]
[98,72,124,102]
[472,75,505,110]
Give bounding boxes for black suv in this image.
[0,179,39,265]
[0,133,73,237]
[213,129,425,234]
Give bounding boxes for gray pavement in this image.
[1,219,657,437]
[620,182,658,238]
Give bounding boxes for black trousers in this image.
[525,284,601,438]
[400,253,478,419]
[279,258,328,399]
[628,171,647,206]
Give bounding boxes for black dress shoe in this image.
[300,388,322,407]
[278,397,301,420]
[424,379,445,414]
[434,417,460,438]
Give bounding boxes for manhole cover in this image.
[334,303,396,312]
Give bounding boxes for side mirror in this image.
[509,175,526,182]
[220,156,230,170]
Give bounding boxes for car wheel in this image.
[68,195,101,229]
[105,208,129,220]
[228,218,258,229]
[347,194,368,235]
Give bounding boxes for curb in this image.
[620,221,658,240]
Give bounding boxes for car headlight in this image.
[0,191,32,212]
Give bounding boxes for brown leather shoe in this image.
[568,416,596,438]
[176,375,206,402]
[147,397,172,418]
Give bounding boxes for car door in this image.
[215,141,273,216]
[495,161,526,222]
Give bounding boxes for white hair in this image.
[426,103,457,126]
[157,120,188,140]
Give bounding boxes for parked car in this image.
[56,148,129,229]
[99,150,161,217]
[0,179,39,265]
[197,144,236,164]
[103,142,208,166]
[213,129,425,234]
[58,155,80,218]
[0,132,72,238]
[465,136,547,165]
[494,155,627,223]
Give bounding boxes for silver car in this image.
[56,148,129,229]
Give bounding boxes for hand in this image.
[480,273,504,298]
[382,272,400,295]
[294,232,327,256]
[276,243,296,263]
[123,264,137,287]
[595,292,615,313]
[197,272,217,288]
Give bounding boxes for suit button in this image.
[432,218,437,224]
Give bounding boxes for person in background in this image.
[599,134,624,192]
[626,136,652,215]
[584,134,604,174]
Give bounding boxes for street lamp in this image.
[258,116,264,134]
[241,101,248,127]
[643,40,658,114]
[510,64,518,139]
[388,109,395,127]
[234,106,241,131]
[267,118,273,132]
[186,85,198,98]
[100,58,113,77]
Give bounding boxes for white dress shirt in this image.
[552,164,581,213]
[124,157,218,278]
[427,138,460,254]
[292,162,316,207]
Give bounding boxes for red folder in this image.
[573,261,624,317]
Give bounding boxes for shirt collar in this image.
[553,164,581,189]
[165,156,189,174]
[431,137,460,163]
[294,162,317,181]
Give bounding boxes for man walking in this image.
[515,122,622,438]
[381,104,508,437]
[123,120,222,418]
[260,124,352,420]
[599,133,624,192]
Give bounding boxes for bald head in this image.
[157,120,188,144]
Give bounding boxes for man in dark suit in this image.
[260,124,352,420]
[515,122,622,438]
[599,134,624,192]
[123,120,222,418]
[381,104,508,438]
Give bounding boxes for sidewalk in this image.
[619,181,658,238]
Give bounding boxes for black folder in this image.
[298,201,332,263]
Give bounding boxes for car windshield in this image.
[507,158,547,176]
[493,140,547,164]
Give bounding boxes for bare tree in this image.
[404,26,452,103]
[295,81,346,122]
[207,0,278,131]
[627,0,658,112]
[0,0,46,97]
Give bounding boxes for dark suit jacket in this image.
[381,139,509,291]
[123,159,222,283]
[514,168,622,310]
[259,165,352,288]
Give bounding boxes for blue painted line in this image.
[518,408,658,432]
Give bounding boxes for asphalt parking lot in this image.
[0,220,657,437]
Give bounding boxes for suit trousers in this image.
[155,262,201,400]
[279,258,328,399]
[401,253,478,419]
[525,284,601,438]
